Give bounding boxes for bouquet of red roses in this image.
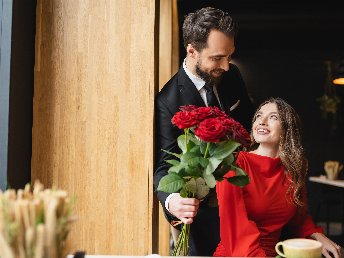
[157,105,251,256]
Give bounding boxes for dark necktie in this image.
[204,84,220,108]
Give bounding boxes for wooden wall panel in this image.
[159,0,179,90]
[32,0,157,255]
[158,0,179,255]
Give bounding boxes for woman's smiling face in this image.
[252,102,282,147]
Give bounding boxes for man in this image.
[154,7,254,256]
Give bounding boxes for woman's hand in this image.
[311,232,342,258]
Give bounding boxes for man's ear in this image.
[186,44,197,58]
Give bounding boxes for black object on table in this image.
[73,251,86,258]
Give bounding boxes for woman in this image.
[214,97,342,258]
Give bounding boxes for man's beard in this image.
[195,61,224,85]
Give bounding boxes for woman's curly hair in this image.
[250,97,307,207]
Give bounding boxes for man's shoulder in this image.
[158,73,179,95]
[156,68,184,100]
[223,63,241,79]
[218,63,245,92]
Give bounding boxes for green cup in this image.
[275,238,322,258]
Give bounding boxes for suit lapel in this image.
[177,67,205,107]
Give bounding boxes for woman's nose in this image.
[259,117,268,125]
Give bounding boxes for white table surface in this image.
[309,176,344,188]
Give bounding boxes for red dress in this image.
[213,152,323,257]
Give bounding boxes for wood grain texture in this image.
[159,0,179,90]
[158,0,179,255]
[32,0,157,255]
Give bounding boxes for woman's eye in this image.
[270,115,278,120]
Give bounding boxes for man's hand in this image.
[168,194,200,224]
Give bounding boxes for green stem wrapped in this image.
[172,223,190,256]
[172,191,193,256]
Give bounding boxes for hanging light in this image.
[332,58,344,85]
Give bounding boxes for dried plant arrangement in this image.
[0,181,76,258]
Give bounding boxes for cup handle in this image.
[275,242,286,257]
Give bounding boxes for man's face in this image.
[194,30,235,84]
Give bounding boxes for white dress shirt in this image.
[182,59,220,107]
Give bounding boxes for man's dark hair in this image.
[182,7,237,51]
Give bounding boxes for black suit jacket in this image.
[154,64,254,256]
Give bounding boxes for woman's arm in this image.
[215,172,266,257]
[284,187,342,258]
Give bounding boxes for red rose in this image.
[171,111,199,129]
[194,107,215,121]
[180,105,198,112]
[230,122,251,148]
[212,106,228,118]
[221,117,237,131]
[194,118,227,142]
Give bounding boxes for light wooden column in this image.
[32,0,158,255]
[159,0,179,90]
[158,0,179,255]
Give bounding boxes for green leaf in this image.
[166,159,180,166]
[168,163,185,174]
[223,154,234,165]
[185,178,197,194]
[208,142,218,156]
[177,134,187,153]
[162,149,181,158]
[227,175,250,187]
[205,157,222,175]
[157,172,185,193]
[180,152,198,163]
[203,171,216,188]
[199,157,209,168]
[187,140,197,152]
[184,165,202,177]
[185,156,208,169]
[190,137,201,148]
[189,134,201,145]
[213,164,230,179]
[231,164,248,177]
[179,187,189,198]
[195,177,210,199]
[200,141,207,155]
[189,144,201,154]
[213,140,241,159]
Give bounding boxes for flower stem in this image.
[172,223,190,256]
[204,142,210,158]
[184,129,187,149]
[172,191,193,256]
[184,128,189,152]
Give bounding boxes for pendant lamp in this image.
[332,58,344,85]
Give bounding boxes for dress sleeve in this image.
[284,187,324,238]
[214,171,266,257]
